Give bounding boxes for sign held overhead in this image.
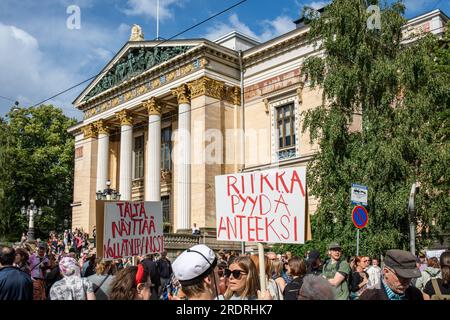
[215,167,307,244]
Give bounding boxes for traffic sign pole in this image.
[356,229,360,256]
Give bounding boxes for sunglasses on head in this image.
[224,269,246,279]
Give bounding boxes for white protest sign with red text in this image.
[215,167,306,244]
[103,201,164,260]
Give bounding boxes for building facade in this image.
[69,10,448,244]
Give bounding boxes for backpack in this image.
[430,279,450,300]
[283,277,303,300]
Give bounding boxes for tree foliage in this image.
[293,0,449,257]
[0,105,76,241]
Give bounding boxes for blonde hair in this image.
[224,256,260,300]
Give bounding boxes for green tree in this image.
[0,105,76,241]
[295,0,449,258]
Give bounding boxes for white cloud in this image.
[123,0,185,20]
[204,14,295,43]
[306,1,329,10]
[0,23,83,118]
[118,23,131,35]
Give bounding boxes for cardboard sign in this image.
[103,201,164,260]
[215,167,306,244]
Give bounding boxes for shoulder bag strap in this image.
[94,274,110,294]
[431,278,442,298]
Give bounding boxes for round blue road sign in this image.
[352,205,369,229]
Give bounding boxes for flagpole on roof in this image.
[157,0,160,40]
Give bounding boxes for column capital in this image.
[116,109,133,126]
[94,119,110,135]
[171,84,190,105]
[143,97,162,116]
[82,123,97,139]
[228,86,241,106]
[187,76,226,100]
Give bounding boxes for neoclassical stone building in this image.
[69,10,448,245]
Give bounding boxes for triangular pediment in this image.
[74,40,203,105]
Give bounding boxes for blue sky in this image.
[0,0,448,120]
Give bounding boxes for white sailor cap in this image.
[172,244,217,285]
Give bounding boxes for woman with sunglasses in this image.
[350,256,370,300]
[224,256,261,300]
[109,264,152,300]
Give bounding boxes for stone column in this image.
[94,120,110,193]
[172,84,191,231]
[143,98,162,201]
[116,110,133,201]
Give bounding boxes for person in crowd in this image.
[0,246,33,300]
[44,252,60,298]
[298,274,336,300]
[191,223,201,236]
[306,250,322,276]
[350,256,370,299]
[359,249,423,300]
[423,251,450,300]
[322,243,351,300]
[14,248,31,276]
[217,260,228,296]
[92,226,96,248]
[109,264,152,300]
[270,258,287,294]
[224,256,271,300]
[156,251,172,295]
[29,243,50,300]
[82,253,96,278]
[49,256,95,300]
[20,233,27,246]
[140,253,161,299]
[283,257,307,300]
[415,257,441,291]
[418,253,427,272]
[87,258,116,300]
[366,257,382,289]
[57,239,64,255]
[250,254,282,300]
[171,244,221,300]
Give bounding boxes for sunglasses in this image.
[224,269,247,279]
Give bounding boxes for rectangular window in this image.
[162,196,170,223]
[134,135,144,179]
[161,127,172,171]
[276,103,296,160]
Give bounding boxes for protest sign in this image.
[215,167,307,244]
[102,201,163,260]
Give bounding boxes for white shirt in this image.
[366,265,381,289]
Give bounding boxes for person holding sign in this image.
[171,244,220,300]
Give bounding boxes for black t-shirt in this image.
[424,278,450,297]
[283,276,304,300]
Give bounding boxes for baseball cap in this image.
[328,242,342,250]
[172,244,217,286]
[308,250,321,261]
[384,249,421,279]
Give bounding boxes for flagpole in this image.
[157,0,160,40]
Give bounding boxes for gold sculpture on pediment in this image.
[130,24,144,41]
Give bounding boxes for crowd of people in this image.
[1,234,449,300]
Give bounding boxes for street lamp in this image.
[408,182,420,255]
[96,180,121,201]
[21,198,42,241]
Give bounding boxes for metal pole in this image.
[258,243,266,292]
[156,0,160,40]
[408,183,419,256]
[356,229,360,257]
[241,241,245,255]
